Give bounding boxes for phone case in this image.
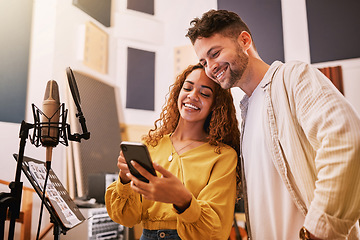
[120,141,156,183]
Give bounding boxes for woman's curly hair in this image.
[142,63,241,190]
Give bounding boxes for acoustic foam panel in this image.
[83,21,108,74]
[217,0,284,64]
[71,70,121,197]
[127,0,154,15]
[126,47,155,111]
[174,45,199,79]
[73,0,111,27]
[306,0,360,63]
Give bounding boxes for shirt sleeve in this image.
[290,62,360,239]
[173,149,237,240]
[105,177,142,227]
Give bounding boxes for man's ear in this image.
[237,31,252,51]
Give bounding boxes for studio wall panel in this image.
[306,0,360,63]
[70,71,121,197]
[73,0,112,27]
[127,0,154,15]
[83,21,108,74]
[0,1,33,123]
[217,0,284,64]
[126,47,155,111]
[174,45,198,79]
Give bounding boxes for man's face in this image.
[193,33,249,89]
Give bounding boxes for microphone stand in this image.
[0,121,33,240]
[0,108,89,240]
[0,67,90,240]
[0,102,67,240]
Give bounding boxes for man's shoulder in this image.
[278,60,310,71]
[273,60,314,80]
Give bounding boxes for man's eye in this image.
[211,51,219,58]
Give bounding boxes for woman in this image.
[105,63,240,239]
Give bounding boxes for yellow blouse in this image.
[105,135,237,240]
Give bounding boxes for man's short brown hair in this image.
[186,9,253,45]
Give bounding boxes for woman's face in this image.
[177,68,216,124]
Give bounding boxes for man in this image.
[186,9,360,240]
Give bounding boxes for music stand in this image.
[0,67,90,240]
[12,154,85,239]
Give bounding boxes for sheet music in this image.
[28,161,82,228]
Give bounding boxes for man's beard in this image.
[221,44,249,89]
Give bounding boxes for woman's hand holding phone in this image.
[117,151,131,184]
[118,141,192,212]
[127,161,192,212]
[120,142,157,183]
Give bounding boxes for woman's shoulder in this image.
[202,143,238,167]
[195,142,238,158]
[218,143,238,157]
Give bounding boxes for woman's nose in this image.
[187,91,199,101]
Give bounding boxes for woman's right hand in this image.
[117,151,131,184]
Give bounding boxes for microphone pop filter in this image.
[65,66,90,142]
[66,67,81,112]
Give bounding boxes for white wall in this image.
[1,0,360,238]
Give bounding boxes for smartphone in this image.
[120,141,157,183]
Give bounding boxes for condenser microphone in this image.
[41,80,60,163]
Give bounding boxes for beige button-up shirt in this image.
[240,61,360,239]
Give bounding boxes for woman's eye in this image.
[183,87,191,91]
[201,92,211,97]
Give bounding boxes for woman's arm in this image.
[104,153,143,227]
[128,149,237,239]
[105,178,143,227]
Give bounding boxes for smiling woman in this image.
[105,63,241,240]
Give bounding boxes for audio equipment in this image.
[87,173,118,204]
[62,208,128,240]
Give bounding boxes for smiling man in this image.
[186,9,360,240]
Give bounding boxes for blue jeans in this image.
[140,229,181,240]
